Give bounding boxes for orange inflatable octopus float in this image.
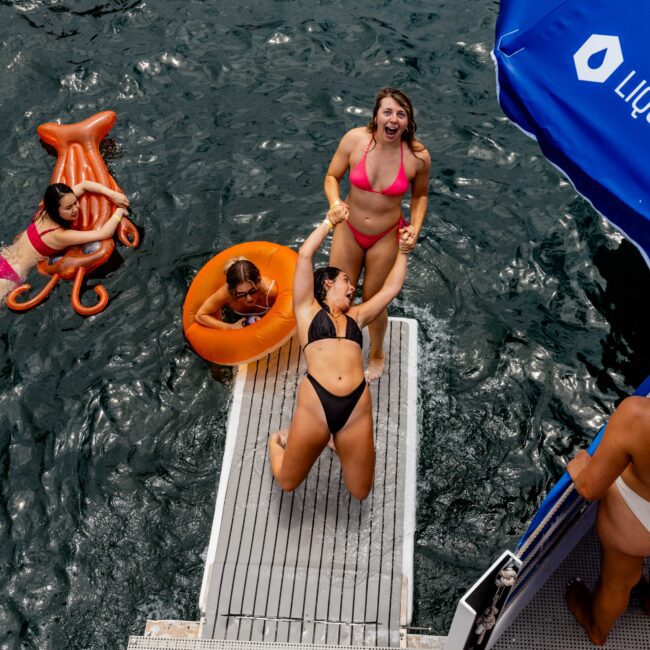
[6,111,139,316]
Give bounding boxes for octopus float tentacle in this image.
[6,274,61,311]
[70,267,109,316]
[118,217,140,248]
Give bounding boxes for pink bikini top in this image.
[349,139,410,197]
[27,221,62,257]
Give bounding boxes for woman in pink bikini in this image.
[324,88,431,380]
[0,182,129,302]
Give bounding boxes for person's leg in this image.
[567,485,649,645]
[591,544,644,644]
[268,378,330,492]
[361,229,399,381]
[566,547,643,645]
[332,387,374,500]
[638,575,650,615]
[329,221,365,288]
[0,278,16,302]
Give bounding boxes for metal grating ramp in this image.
[198,318,418,647]
[493,526,650,649]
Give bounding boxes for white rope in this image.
[515,482,577,558]
[495,567,518,588]
[471,562,520,642]
[471,483,584,645]
[475,604,499,645]
[509,494,589,597]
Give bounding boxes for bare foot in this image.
[327,434,337,453]
[566,580,607,646]
[365,352,385,382]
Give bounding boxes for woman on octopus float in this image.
[325,87,430,380]
[268,210,411,500]
[195,258,277,329]
[0,182,129,301]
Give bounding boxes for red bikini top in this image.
[26,221,62,257]
[349,139,410,197]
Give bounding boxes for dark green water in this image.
[0,1,648,648]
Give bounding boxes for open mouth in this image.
[385,125,398,136]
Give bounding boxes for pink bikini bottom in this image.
[346,215,409,251]
[0,254,22,285]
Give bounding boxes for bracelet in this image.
[331,199,342,208]
[322,217,334,231]
[112,212,123,223]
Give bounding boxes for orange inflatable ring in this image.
[183,242,297,365]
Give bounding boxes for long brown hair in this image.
[366,87,425,153]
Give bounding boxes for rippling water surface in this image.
[0,1,648,647]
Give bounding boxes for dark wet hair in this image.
[37,183,75,229]
[367,87,424,153]
[313,266,342,311]
[224,258,262,296]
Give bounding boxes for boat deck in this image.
[491,526,650,649]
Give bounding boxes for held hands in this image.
[398,225,417,253]
[567,449,591,481]
[326,199,349,226]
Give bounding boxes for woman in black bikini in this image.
[268,211,411,500]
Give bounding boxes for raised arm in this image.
[354,245,410,328]
[293,219,335,314]
[49,207,127,247]
[324,130,355,222]
[71,181,129,209]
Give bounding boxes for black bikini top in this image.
[304,308,362,349]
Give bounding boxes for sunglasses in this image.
[234,287,259,300]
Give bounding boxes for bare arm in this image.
[71,181,130,208]
[293,220,335,316]
[195,286,244,330]
[354,247,410,328]
[49,207,127,247]
[324,131,354,221]
[400,148,431,251]
[566,397,644,500]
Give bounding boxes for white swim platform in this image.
[128,318,447,649]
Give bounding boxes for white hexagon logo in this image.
[574,34,623,83]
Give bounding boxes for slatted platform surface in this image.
[198,318,417,648]
[492,527,650,649]
[127,641,396,649]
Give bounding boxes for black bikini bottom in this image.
[306,373,367,433]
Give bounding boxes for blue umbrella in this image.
[494,0,650,266]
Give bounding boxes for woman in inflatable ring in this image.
[324,87,430,381]
[268,210,411,500]
[195,257,278,329]
[0,182,129,301]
